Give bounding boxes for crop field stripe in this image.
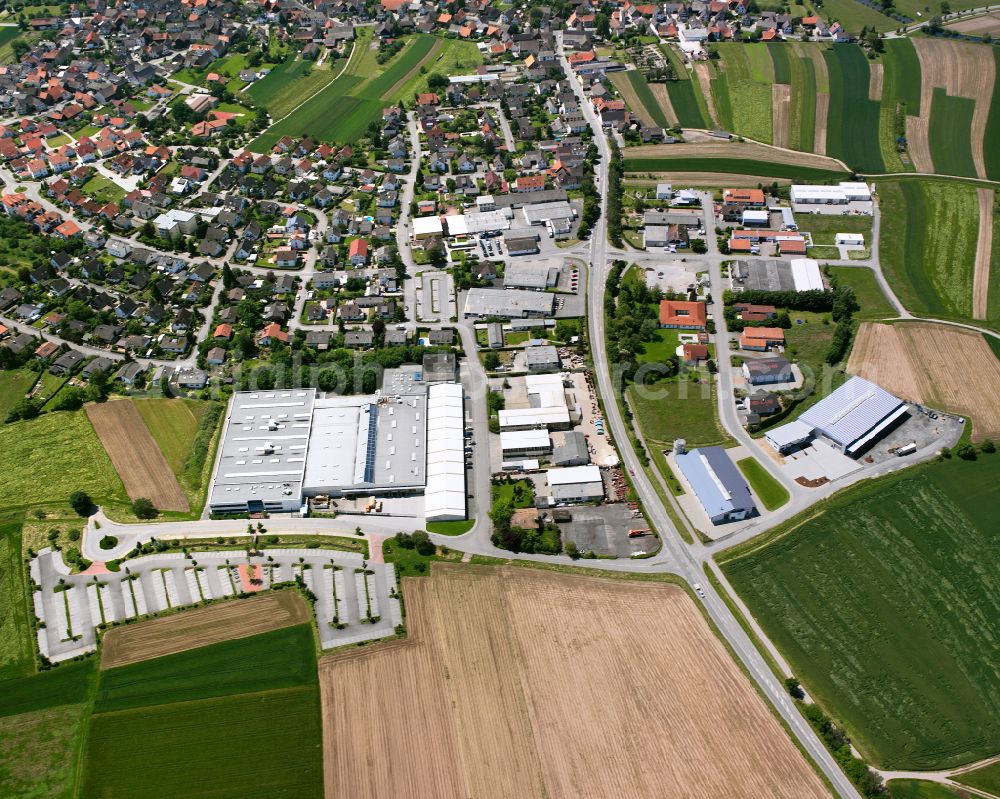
[928,88,978,178]
[360,34,436,99]
[746,43,775,83]
[717,44,772,143]
[0,521,33,679]
[658,42,690,80]
[710,69,734,131]
[722,456,1000,770]
[824,45,884,172]
[884,39,922,113]
[984,48,1000,180]
[379,36,444,101]
[623,156,846,181]
[798,58,817,152]
[626,70,670,128]
[666,79,708,127]
[767,43,792,84]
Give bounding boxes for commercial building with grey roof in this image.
[463,288,554,319]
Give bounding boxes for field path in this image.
[972,188,994,319]
[772,84,791,148]
[693,63,718,127]
[911,39,996,179]
[814,93,830,155]
[86,400,188,512]
[380,37,444,101]
[649,82,679,126]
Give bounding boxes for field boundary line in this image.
[972,188,994,319]
[379,37,444,101]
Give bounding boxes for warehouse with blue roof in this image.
[675,446,757,525]
[765,376,907,456]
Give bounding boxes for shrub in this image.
[69,491,93,517]
[131,497,158,519]
[99,535,119,550]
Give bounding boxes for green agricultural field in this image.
[791,54,817,152]
[408,38,482,98]
[0,660,94,717]
[956,761,1000,795]
[886,780,966,799]
[708,60,735,132]
[623,156,847,181]
[986,49,1000,181]
[636,328,681,363]
[132,398,207,477]
[928,88,977,178]
[722,454,1000,770]
[824,45,884,172]
[878,179,980,320]
[0,410,129,512]
[0,520,32,680]
[665,79,710,128]
[0,703,88,798]
[878,39,921,173]
[82,686,324,798]
[745,43,775,84]
[821,0,898,31]
[0,370,39,422]
[245,57,339,119]
[766,42,791,85]
[827,266,896,320]
[251,33,438,150]
[96,625,318,714]
[626,381,732,449]
[736,457,789,510]
[715,44,772,143]
[625,70,670,128]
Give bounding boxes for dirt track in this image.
[814,93,830,155]
[973,189,994,320]
[848,322,1000,439]
[649,81,679,126]
[869,63,884,101]
[318,565,829,799]
[911,39,996,178]
[693,62,718,127]
[100,591,310,668]
[86,400,189,512]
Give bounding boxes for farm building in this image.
[765,376,907,457]
[659,300,707,330]
[743,356,793,385]
[546,464,604,503]
[208,375,466,518]
[675,446,756,525]
[463,288,554,318]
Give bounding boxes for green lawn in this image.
[722,454,1000,770]
[0,370,39,422]
[0,703,88,799]
[492,479,535,509]
[426,519,474,536]
[766,43,791,85]
[81,686,324,799]
[821,0,898,32]
[636,328,681,363]
[81,174,126,205]
[33,371,66,405]
[96,624,317,713]
[623,156,846,181]
[928,88,977,179]
[878,178,980,321]
[955,760,1000,794]
[878,39,922,173]
[0,410,129,512]
[382,537,463,578]
[827,267,896,320]
[735,457,789,510]
[626,380,733,449]
[824,45,884,172]
[800,213,872,245]
[406,39,481,98]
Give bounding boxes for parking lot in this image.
[553,504,654,558]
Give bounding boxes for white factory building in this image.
[208,376,466,520]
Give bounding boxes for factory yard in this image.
[100,591,311,668]
[318,564,830,799]
[848,322,1000,440]
[31,546,401,663]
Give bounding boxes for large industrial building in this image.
[731,258,824,293]
[208,373,466,520]
[675,446,757,524]
[463,288,554,318]
[766,376,907,456]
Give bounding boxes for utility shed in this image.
[675,446,756,524]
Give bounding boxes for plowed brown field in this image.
[773,83,791,148]
[100,591,310,668]
[86,400,188,511]
[973,188,994,320]
[318,565,829,799]
[848,321,1000,439]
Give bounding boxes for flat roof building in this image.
[547,464,604,503]
[463,288,554,319]
[500,429,552,458]
[675,446,756,524]
[551,430,589,466]
[503,259,561,290]
[524,344,561,373]
[424,383,466,521]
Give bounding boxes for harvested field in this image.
[319,565,829,799]
[869,62,883,101]
[773,83,791,148]
[912,39,996,179]
[946,11,1000,34]
[847,321,1000,439]
[648,82,678,126]
[100,592,310,668]
[815,92,830,155]
[85,400,188,512]
[625,140,846,171]
[973,188,994,320]
[693,62,718,126]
